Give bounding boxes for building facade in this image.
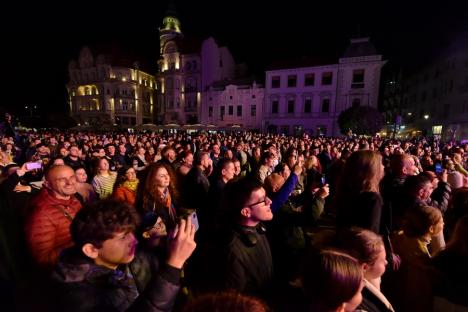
[201,80,264,129]
[398,36,468,140]
[67,47,156,127]
[156,5,236,125]
[264,38,386,136]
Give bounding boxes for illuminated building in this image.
[67,47,155,127]
[264,38,386,136]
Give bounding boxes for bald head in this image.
[45,165,77,200]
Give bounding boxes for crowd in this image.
[0,112,467,312]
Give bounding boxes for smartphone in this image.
[321,175,326,186]
[190,212,199,232]
[435,163,443,175]
[26,162,42,170]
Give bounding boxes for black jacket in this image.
[52,247,181,312]
[224,225,273,299]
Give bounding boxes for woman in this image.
[137,163,178,230]
[132,146,148,172]
[112,166,139,207]
[74,167,95,204]
[301,249,364,312]
[334,150,385,234]
[92,158,117,199]
[391,205,444,311]
[334,228,394,312]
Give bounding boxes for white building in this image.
[67,47,155,127]
[201,79,264,129]
[263,38,386,136]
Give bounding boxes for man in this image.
[183,152,212,211]
[26,165,82,269]
[63,145,85,171]
[222,178,274,298]
[0,113,15,138]
[53,200,196,311]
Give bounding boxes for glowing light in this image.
[407,112,412,116]
[424,115,429,119]
[122,77,127,82]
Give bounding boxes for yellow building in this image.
[67,46,155,127]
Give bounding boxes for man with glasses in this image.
[26,165,82,269]
[222,178,274,299]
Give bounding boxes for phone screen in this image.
[26,162,42,170]
[191,212,199,232]
[435,163,442,174]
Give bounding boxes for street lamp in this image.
[424,114,429,120]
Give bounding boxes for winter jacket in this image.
[52,247,181,312]
[26,188,82,268]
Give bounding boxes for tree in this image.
[338,105,384,136]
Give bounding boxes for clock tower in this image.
[159,0,183,56]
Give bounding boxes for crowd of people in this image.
[0,113,467,311]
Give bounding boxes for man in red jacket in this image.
[26,165,82,269]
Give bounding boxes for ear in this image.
[142,231,150,239]
[418,188,425,198]
[336,302,346,312]
[43,180,51,189]
[428,224,435,235]
[82,243,99,259]
[240,207,251,218]
[362,262,369,273]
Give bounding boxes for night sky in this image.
[2,0,468,117]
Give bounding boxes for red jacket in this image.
[26,188,82,269]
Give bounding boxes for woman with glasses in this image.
[112,165,139,207]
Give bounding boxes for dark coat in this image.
[359,286,394,312]
[224,225,273,299]
[337,191,383,234]
[52,247,181,312]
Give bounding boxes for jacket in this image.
[53,247,181,312]
[224,225,273,298]
[26,188,82,268]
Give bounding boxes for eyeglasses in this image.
[246,196,271,208]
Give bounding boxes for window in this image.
[251,105,256,117]
[271,76,280,88]
[288,99,295,113]
[252,94,256,99]
[305,73,315,86]
[352,98,361,107]
[237,105,242,117]
[287,75,297,87]
[321,72,333,85]
[209,107,213,117]
[122,101,128,111]
[322,98,330,113]
[229,105,233,115]
[220,106,225,119]
[106,89,110,95]
[272,100,279,114]
[352,69,365,88]
[219,58,223,67]
[304,98,312,113]
[421,91,427,102]
[230,96,233,100]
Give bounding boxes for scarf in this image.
[122,179,139,193]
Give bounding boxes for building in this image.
[263,38,386,136]
[67,47,156,127]
[398,35,468,140]
[156,4,236,124]
[201,78,264,129]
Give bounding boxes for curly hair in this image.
[71,199,139,248]
[137,162,179,214]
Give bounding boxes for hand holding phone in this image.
[191,212,199,232]
[434,163,443,175]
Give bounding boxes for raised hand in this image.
[166,218,197,269]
